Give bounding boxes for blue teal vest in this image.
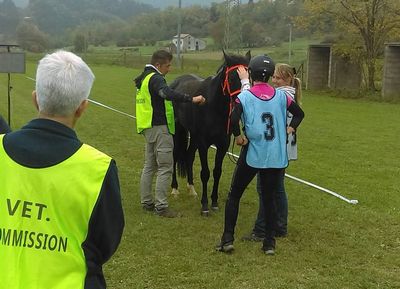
[238,89,288,168]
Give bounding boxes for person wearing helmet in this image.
[239,63,303,242]
[216,55,305,255]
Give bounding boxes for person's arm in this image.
[230,99,248,146]
[230,100,242,137]
[287,100,305,133]
[82,160,125,288]
[150,74,204,104]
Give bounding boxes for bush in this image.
[16,22,48,52]
[74,34,87,52]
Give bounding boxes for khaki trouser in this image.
[140,125,173,210]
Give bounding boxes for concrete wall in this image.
[330,56,362,91]
[307,45,362,91]
[382,44,400,99]
[307,45,331,90]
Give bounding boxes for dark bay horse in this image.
[170,51,251,216]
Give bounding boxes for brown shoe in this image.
[155,207,182,218]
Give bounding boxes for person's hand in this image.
[192,95,206,105]
[237,66,249,80]
[287,126,295,134]
[235,135,248,146]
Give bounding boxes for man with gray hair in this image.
[0,50,124,289]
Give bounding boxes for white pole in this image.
[288,23,292,64]
[287,0,294,64]
[176,0,182,68]
[217,146,359,205]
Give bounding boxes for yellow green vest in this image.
[135,72,175,134]
[0,135,111,289]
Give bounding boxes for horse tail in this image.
[173,122,188,178]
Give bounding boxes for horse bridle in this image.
[222,64,246,97]
[222,64,248,134]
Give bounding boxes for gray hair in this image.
[35,50,95,116]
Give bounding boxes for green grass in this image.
[1,58,399,289]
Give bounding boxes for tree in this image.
[208,18,225,48]
[241,21,267,47]
[74,33,87,52]
[298,0,400,91]
[16,20,48,52]
[29,0,76,35]
[209,2,220,23]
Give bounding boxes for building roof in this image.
[173,34,191,38]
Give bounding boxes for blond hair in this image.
[274,63,302,105]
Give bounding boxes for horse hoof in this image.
[187,184,198,198]
[211,202,219,211]
[201,210,210,217]
[189,192,198,198]
[171,189,180,198]
[211,206,219,212]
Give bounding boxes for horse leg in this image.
[171,122,190,197]
[198,146,210,216]
[186,139,198,197]
[210,150,225,210]
[170,146,180,197]
[211,138,230,210]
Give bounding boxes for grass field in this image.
[1,57,399,289]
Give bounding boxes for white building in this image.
[172,34,206,52]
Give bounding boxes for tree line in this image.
[1,0,305,50]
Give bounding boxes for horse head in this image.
[210,50,251,133]
[221,50,251,98]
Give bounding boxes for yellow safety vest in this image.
[135,72,175,134]
[0,135,111,289]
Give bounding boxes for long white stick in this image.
[220,146,358,205]
[26,76,136,119]
[284,173,358,204]
[88,99,136,119]
[26,76,358,205]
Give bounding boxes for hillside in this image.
[12,0,226,9]
[138,0,225,8]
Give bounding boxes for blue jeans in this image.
[253,172,288,237]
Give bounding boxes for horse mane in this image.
[170,74,205,97]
